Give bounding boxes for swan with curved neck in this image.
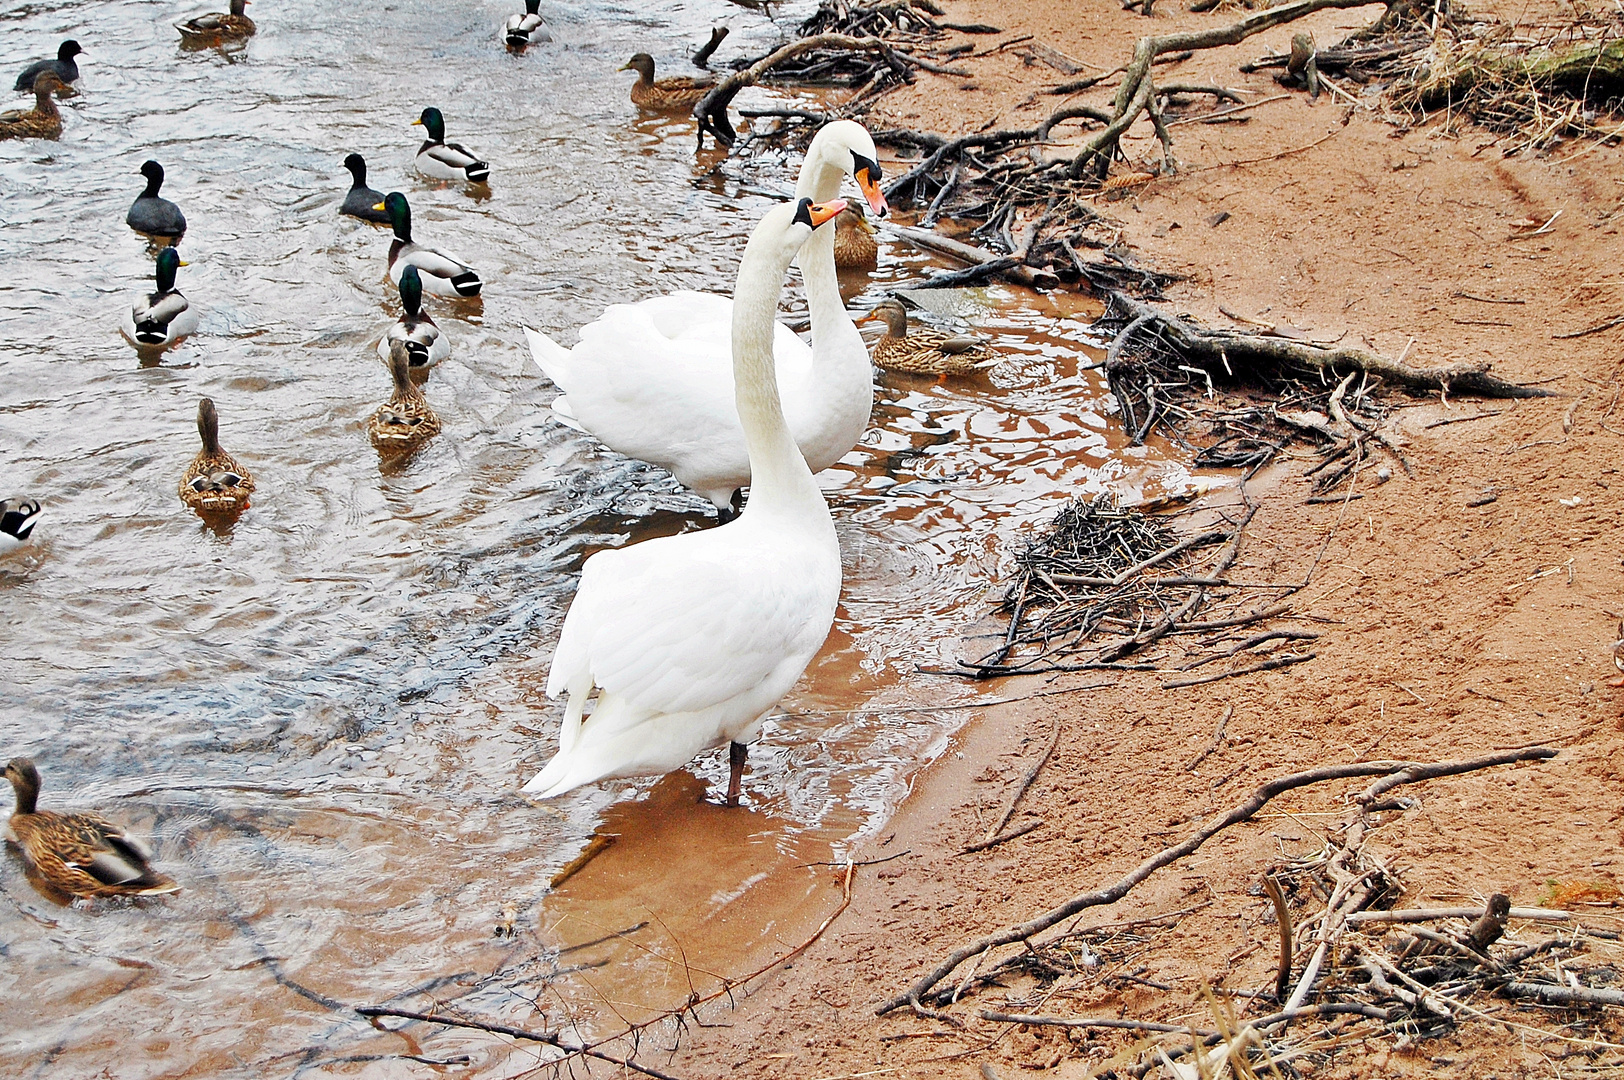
[523,198,847,802]
[524,120,887,515]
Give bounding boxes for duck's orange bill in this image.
[806,199,847,228]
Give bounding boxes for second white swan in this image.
[524,120,887,514]
[522,198,847,803]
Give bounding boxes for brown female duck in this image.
[4,758,179,899]
[369,340,442,453]
[0,72,64,141]
[862,298,1001,377]
[176,0,256,44]
[619,53,715,110]
[180,398,255,514]
[833,202,878,269]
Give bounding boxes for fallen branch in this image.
[876,747,1557,1013]
[1104,290,1554,399]
[1160,651,1316,689]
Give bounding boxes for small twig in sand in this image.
[982,719,1063,842]
[1263,874,1293,1001]
[1160,652,1315,689]
[1185,704,1234,771]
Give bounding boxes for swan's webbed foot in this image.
[725,741,747,807]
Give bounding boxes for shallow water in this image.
[0,2,1196,1075]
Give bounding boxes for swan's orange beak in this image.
[806,199,847,228]
[855,167,888,218]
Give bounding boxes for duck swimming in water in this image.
[0,498,41,552]
[377,265,448,372]
[13,40,81,94]
[127,161,187,243]
[340,153,391,224]
[369,341,442,455]
[619,53,715,110]
[375,192,482,298]
[0,72,64,140]
[505,0,552,48]
[176,0,255,44]
[412,107,489,184]
[179,398,254,515]
[4,758,180,900]
[122,248,198,348]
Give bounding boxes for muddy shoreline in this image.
[668,0,1624,1075]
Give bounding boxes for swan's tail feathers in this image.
[523,326,572,385]
[549,394,587,432]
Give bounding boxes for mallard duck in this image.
[523,198,847,804]
[4,758,180,899]
[179,398,254,515]
[13,39,81,94]
[833,201,878,269]
[505,0,552,48]
[619,53,715,111]
[375,192,482,298]
[862,298,1000,377]
[376,265,448,372]
[370,340,442,453]
[0,72,64,140]
[127,160,187,242]
[524,120,887,515]
[122,248,198,348]
[340,153,390,224]
[176,0,255,43]
[412,107,489,184]
[0,498,41,551]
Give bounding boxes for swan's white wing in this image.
[548,530,836,715]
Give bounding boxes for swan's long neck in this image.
[733,234,826,515]
[794,156,863,368]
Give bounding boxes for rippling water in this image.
[0,1,1194,1074]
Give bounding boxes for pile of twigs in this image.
[1097,292,1419,492]
[797,0,952,43]
[879,747,1624,1078]
[964,496,1317,685]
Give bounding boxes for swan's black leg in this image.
[725,741,747,807]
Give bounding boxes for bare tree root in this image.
[1103,290,1555,400]
[693,33,934,147]
[874,747,1558,1015]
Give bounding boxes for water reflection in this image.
[0,0,1197,1074]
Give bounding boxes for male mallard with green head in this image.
[180,398,254,514]
[4,758,180,899]
[861,298,1001,377]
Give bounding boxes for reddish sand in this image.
[664,0,1624,1075]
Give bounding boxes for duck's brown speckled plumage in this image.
[833,203,878,269]
[0,73,64,140]
[176,0,256,43]
[369,341,441,453]
[179,398,255,515]
[620,53,714,110]
[4,758,179,899]
[864,298,1000,377]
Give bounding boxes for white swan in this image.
[523,120,887,514]
[523,197,848,802]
